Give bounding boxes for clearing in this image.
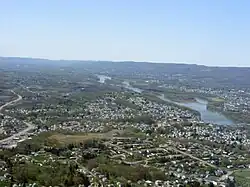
[48,133,107,146]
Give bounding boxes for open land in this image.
[1,58,250,186]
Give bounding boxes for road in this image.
[101,140,236,182]
[0,90,35,144]
[0,91,22,111]
[160,146,236,181]
[75,159,104,187]
[133,146,217,168]
[0,120,35,144]
[105,140,235,182]
[106,142,217,168]
[218,170,235,181]
[104,142,131,154]
[166,147,217,169]
[123,154,183,165]
[0,90,233,181]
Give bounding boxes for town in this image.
[1,60,250,187]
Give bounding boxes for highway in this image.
[0,91,235,181]
[0,91,22,111]
[0,90,35,144]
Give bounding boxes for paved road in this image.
[75,159,104,186]
[160,146,236,181]
[107,142,216,168]
[167,147,217,169]
[123,154,183,165]
[137,146,217,168]
[0,91,22,111]
[218,170,234,181]
[0,91,35,144]
[0,120,35,144]
[104,141,234,181]
[104,142,131,154]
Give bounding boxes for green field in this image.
[234,169,250,187]
[47,133,106,146]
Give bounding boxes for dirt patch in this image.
[48,133,106,146]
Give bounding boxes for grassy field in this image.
[47,133,107,146]
[211,97,225,102]
[163,89,225,104]
[234,169,250,187]
[14,129,126,151]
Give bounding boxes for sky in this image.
[1,0,250,67]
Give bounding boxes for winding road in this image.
[0,89,235,181]
[0,91,22,111]
[108,142,234,181]
[0,90,35,144]
[166,147,217,168]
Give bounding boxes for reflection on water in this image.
[125,81,234,126]
[158,94,234,125]
[181,99,234,125]
[122,81,143,93]
[96,76,234,125]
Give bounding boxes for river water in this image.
[178,99,234,125]
[157,94,234,125]
[123,81,143,93]
[97,75,234,125]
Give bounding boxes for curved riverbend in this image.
[123,81,234,125]
[158,94,234,125]
[178,99,234,125]
[97,75,234,125]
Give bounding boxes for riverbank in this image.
[144,90,234,125]
[142,93,201,119]
[165,92,234,125]
[204,99,248,124]
[97,76,234,125]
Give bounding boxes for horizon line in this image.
[0,56,249,68]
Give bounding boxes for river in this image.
[123,81,143,93]
[97,75,234,125]
[123,81,234,125]
[157,94,234,125]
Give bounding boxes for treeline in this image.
[3,158,90,187]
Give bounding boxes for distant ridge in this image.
[1,56,249,68]
[1,56,250,89]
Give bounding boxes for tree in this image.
[81,174,90,187]
[87,159,98,171]
[15,166,28,187]
[5,158,14,187]
[67,143,74,150]
[226,178,236,187]
[208,182,215,187]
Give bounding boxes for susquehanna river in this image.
[124,81,234,125]
[97,75,234,125]
[157,94,234,125]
